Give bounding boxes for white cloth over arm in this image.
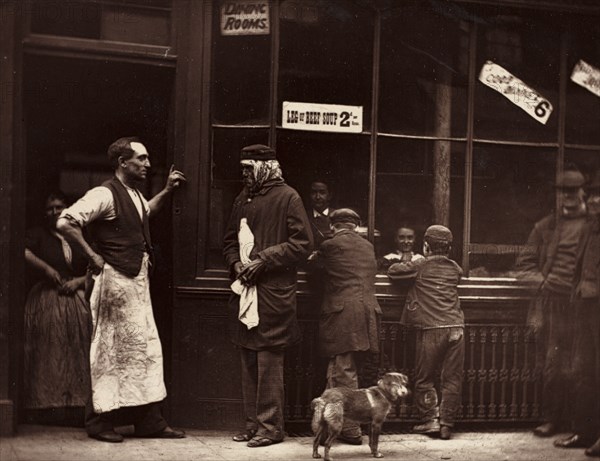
[230,218,259,329]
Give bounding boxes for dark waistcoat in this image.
[89,178,152,277]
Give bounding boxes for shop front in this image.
[1,0,599,434]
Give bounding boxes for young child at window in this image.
[387,225,464,440]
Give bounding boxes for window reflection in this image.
[379,4,469,137]
[279,0,373,127]
[565,150,600,184]
[469,145,555,277]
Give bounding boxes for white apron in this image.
[89,254,166,413]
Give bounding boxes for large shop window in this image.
[205,1,599,278]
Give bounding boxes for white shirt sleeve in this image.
[60,186,116,226]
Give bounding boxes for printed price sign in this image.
[571,60,600,98]
[220,1,270,36]
[282,101,363,133]
[478,61,553,125]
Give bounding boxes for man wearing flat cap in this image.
[310,208,381,445]
[389,224,464,440]
[223,144,313,448]
[554,170,600,455]
[516,168,589,438]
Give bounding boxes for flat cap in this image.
[240,144,276,161]
[424,224,453,242]
[330,208,361,226]
[555,170,585,189]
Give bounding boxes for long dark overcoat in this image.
[223,179,313,350]
[317,229,382,357]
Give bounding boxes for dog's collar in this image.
[374,385,397,402]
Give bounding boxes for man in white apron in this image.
[57,137,186,443]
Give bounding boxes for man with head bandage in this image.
[224,144,313,448]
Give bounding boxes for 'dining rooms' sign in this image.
[221,1,270,35]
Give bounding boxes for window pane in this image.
[30,1,101,39]
[565,149,600,183]
[565,18,600,146]
[212,11,271,124]
[279,0,373,127]
[208,128,269,268]
[375,138,465,266]
[275,129,370,222]
[474,13,560,142]
[379,4,469,137]
[469,145,555,277]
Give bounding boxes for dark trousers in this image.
[536,292,576,426]
[240,347,285,441]
[326,352,362,438]
[414,327,464,427]
[85,399,167,436]
[571,299,600,439]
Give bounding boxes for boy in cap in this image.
[388,224,463,440]
[310,208,382,445]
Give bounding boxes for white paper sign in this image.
[570,60,600,98]
[282,101,363,133]
[478,60,553,125]
[220,1,270,36]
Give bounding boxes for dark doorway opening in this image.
[22,54,176,425]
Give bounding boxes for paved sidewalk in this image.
[0,425,595,461]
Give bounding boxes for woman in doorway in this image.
[24,191,91,425]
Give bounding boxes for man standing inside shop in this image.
[57,137,186,443]
[308,180,335,248]
[516,169,588,438]
[224,144,313,448]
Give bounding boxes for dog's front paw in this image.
[372,452,384,458]
[312,453,322,459]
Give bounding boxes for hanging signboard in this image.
[220,1,270,36]
[282,101,363,133]
[478,60,553,125]
[570,60,600,98]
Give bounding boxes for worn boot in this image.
[440,425,452,440]
[413,419,441,434]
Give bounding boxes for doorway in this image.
[22,54,176,425]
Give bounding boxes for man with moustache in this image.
[57,137,186,443]
[516,169,588,438]
[553,171,600,457]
